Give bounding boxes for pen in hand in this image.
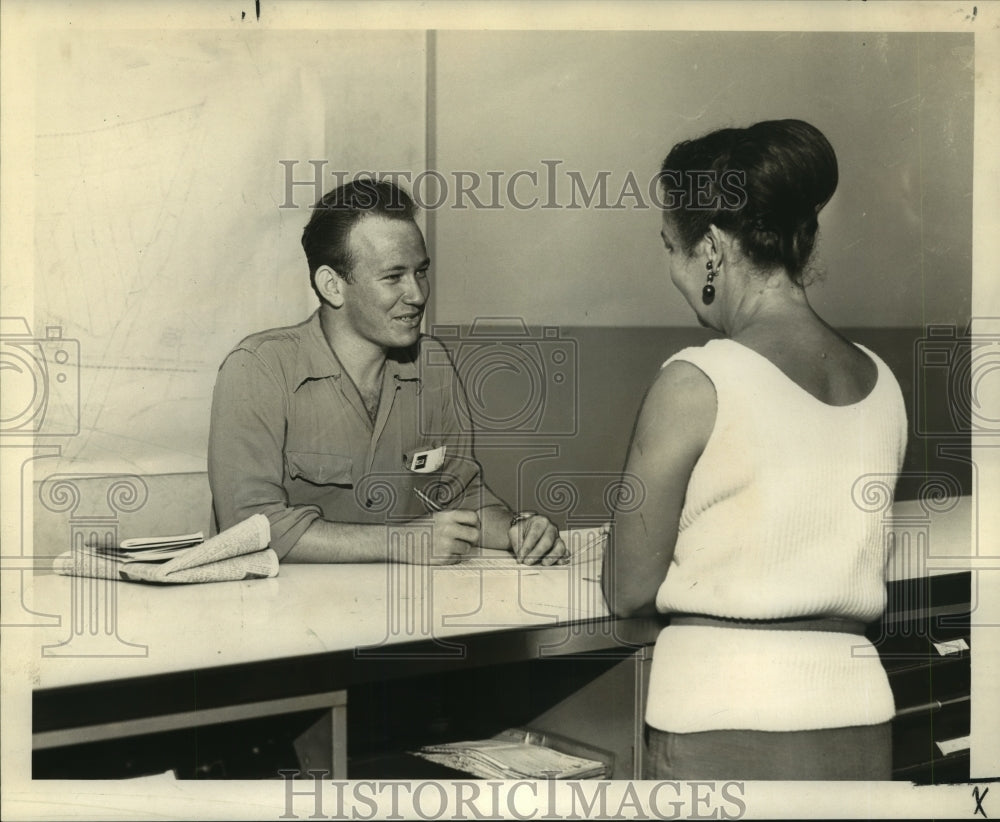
[413,487,481,564]
[414,487,444,512]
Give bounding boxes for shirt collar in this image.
[292,310,343,390]
[293,309,422,390]
[386,341,421,384]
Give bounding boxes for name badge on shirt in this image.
[407,446,446,473]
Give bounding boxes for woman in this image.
[602,119,907,780]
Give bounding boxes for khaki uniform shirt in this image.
[208,311,504,559]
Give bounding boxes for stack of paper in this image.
[53,515,277,584]
[411,738,607,779]
[98,531,206,562]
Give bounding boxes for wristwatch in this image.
[509,511,535,528]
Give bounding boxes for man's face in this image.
[339,215,430,351]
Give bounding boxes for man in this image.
[208,179,567,565]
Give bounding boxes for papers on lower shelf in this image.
[411,737,608,779]
[936,735,971,757]
[53,514,277,584]
[932,638,969,656]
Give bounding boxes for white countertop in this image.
[29,497,973,692]
[30,539,611,691]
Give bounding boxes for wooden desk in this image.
[30,542,657,778]
[30,496,977,781]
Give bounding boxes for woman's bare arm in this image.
[602,360,717,617]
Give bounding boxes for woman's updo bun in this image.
[659,119,838,281]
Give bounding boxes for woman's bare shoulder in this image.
[632,358,717,457]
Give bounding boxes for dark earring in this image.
[702,261,717,305]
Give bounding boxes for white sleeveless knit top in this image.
[645,338,907,733]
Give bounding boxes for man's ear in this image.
[315,265,347,308]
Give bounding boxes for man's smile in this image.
[394,311,423,327]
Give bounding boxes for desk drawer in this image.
[891,697,970,779]
[873,571,971,784]
[888,652,970,709]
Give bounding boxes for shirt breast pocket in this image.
[285,451,355,487]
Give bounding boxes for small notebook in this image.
[433,526,608,572]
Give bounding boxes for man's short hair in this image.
[301,178,417,291]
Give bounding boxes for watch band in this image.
[509,511,534,528]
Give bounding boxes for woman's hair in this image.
[301,178,417,287]
[659,119,838,281]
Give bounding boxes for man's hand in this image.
[399,509,481,565]
[508,513,568,566]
